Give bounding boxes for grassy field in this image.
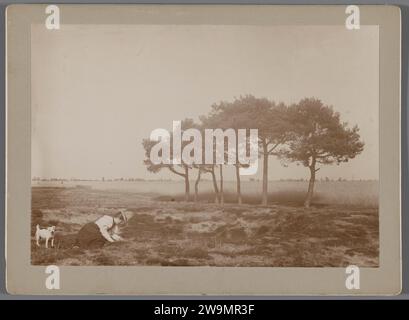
[31,180,379,267]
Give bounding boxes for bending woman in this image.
[76,210,128,249]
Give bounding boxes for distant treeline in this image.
[32,177,377,182]
[31,177,147,182]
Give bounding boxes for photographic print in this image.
[30,23,379,267]
[6,4,401,295]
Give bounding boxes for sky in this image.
[31,24,379,181]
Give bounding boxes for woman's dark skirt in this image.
[76,222,106,249]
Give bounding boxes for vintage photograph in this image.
[30,23,379,267]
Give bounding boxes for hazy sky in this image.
[32,24,379,180]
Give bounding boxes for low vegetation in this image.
[31,183,379,267]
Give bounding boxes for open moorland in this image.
[31,180,378,267]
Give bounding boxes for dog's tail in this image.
[36,224,40,231]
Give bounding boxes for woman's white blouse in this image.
[95,215,119,242]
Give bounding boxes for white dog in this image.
[35,225,56,249]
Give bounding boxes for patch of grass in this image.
[92,254,117,265]
[145,257,168,265]
[219,227,248,243]
[181,247,209,259]
[254,225,271,236]
[156,191,317,207]
[154,181,378,208]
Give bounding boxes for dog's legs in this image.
[51,238,54,248]
[36,235,40,247]
[45,237,49,249]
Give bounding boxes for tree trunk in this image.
[235,164,242,205]
[304,159,316,208]
[210,166,220,204]
[219,164,224,205]
[261,142,268,206]
[184,165,190,202]
[194,169,201,202]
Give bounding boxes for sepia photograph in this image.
[30,23,379,267]
[4,4,401,295]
